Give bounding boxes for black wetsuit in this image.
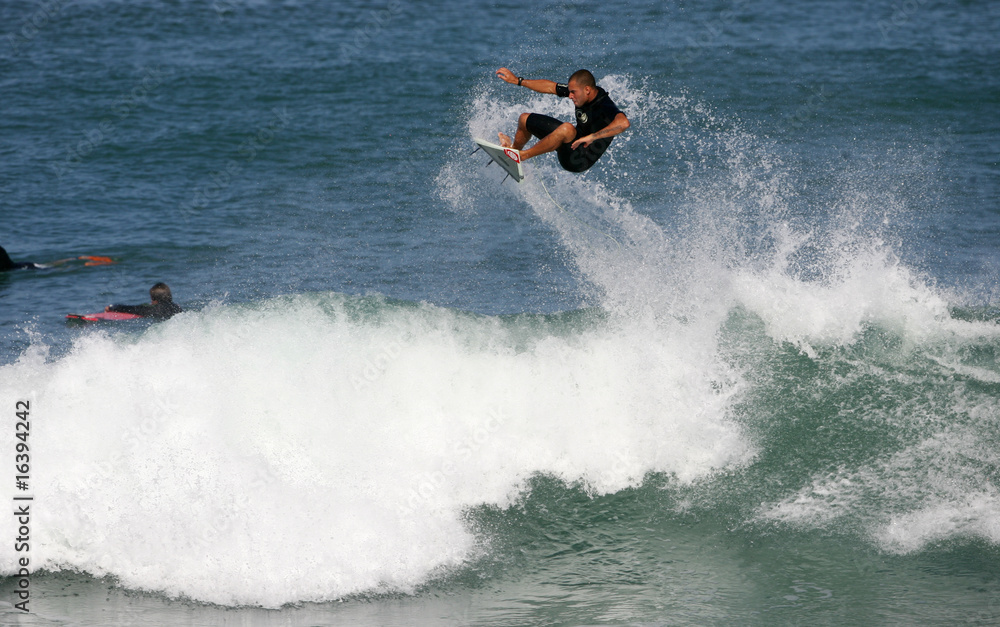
[525,85,624,173]
[107,301,183,319]
[0,246,42,271]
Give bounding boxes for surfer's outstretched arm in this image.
[496,68,558,95]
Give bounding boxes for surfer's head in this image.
[150,282,174,304]
[567,69,597,107]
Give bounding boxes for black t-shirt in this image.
[555,84,623,136]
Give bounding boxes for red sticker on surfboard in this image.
[472,138,525,183]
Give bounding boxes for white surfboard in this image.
[473,138,525,183]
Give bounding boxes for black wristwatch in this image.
[517,77,523,86]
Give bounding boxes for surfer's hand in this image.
[496,68,517,84]
[572,135,593,150]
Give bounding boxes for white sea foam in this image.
[2,72,993,608]
[759,421,1000,552]
[0,294,753,606]
[452,74,1000,562]
[875,491,1000,553]
[0,73,768,608]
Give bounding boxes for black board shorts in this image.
[526,113,613,173]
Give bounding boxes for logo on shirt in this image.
[576,111,589,124]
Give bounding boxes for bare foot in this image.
[497,132,513,147]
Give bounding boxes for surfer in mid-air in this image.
[495,68,630,173]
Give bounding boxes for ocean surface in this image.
[2,0,999,624]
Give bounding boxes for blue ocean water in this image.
[2,0,999,624]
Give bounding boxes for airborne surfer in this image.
[495,68,630,173]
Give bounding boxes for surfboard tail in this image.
[473,138,525,183]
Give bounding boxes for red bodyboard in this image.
[66,311,143,322]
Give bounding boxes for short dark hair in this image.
[569,69,596,88]
[150,282,173,303]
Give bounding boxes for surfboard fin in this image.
[471,137,525,184]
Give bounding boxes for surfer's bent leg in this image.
[499,113,537,150]
[518,114,610,173]
[513,113,534,150]
[524,114,564,141]
[512,114,575,161]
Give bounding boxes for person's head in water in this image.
[150,282,174,304]
[567,69,598,108]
